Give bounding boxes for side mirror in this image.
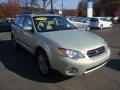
[23,26,32,31]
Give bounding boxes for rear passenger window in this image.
[23,17,32,27]
[17,16,25,27]
[100,18,103,21]
[15,16,20,24]
[101,18,107,21]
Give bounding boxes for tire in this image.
[86,26,90,31]
[100,25,103,30]
[109,24,113,29]
[37,50,51,76]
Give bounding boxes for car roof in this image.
[17,12,60,17]
[92,17,107,19]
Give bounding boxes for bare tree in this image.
[18,0,39,9]
[30,0,39,7]
[40,0,57,10]
[77,0,87,16]
[94,0,120,16]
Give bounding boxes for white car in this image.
[90,17,113,30]
[66,17,91,31]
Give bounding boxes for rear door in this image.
[12,16,26,44]
[105,18,112,27]
[20,16,37,53]
[100,18,108,28]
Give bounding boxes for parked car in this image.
[66,16,91,31]
[112,17,120,23]
[108,16,113,20]
[11,12,111,76]
[0,17,11,32]
[90,17,113,30]
[7,18,15,24]
[82,17,91,24]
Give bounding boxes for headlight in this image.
[58,48,85,59]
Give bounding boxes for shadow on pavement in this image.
[118,53,120,55]
[0,40,70,83]
[106,58,120,71]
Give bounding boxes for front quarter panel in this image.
[35,34,59,68]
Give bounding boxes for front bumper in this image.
[52,47,111,76]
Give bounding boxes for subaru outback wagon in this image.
[11,13,110,76]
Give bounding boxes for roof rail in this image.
[20,11,55,14]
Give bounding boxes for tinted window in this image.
[0,20,8,24]
[90,18,98,22]
[0,17,8,22]
[100,18,106,21]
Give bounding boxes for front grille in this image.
[87,46,105,57]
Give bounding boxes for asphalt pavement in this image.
[0,24,120,90]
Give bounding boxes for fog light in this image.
[67,67,78,74]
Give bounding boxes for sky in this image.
[52,0,81,9]
[0,0,81,9]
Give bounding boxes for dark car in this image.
[111,17,120,24]
[0,17,11,32]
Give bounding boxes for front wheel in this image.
[37,50,51,76]
[86,26,90,31]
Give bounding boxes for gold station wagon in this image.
[11,12,110,76]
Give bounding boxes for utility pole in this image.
[87,0,93,17]
[62,0,63,14]
[50,0,53,13]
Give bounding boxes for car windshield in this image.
[33,16,77,32]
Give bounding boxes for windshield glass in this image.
[33,16,77,32]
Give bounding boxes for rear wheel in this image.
[100,25,103,30]
[37,50,52,76]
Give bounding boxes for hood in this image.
[38,30,106,54]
